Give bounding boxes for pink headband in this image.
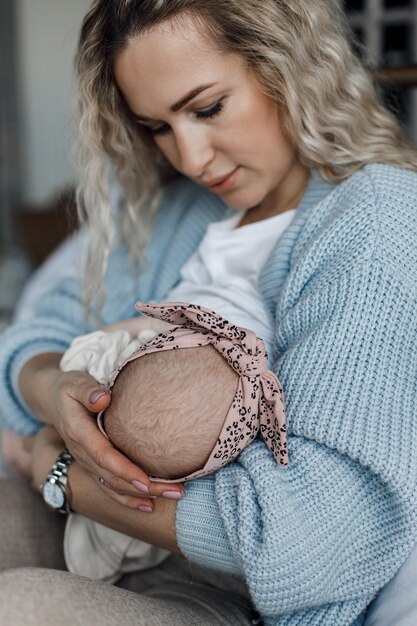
[98,301,288,481]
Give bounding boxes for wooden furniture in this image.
[375,63,417,87]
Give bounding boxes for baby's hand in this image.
[0,429,35,478]
[105,315,173,336]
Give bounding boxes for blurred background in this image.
[0,0,416,330]
[0,0,89,329]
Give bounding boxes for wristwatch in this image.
[41,450,74,514]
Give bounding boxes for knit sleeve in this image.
[0,277,93,434]
[0,244,145,435]
[177,258,417,625]
[0,178,224,436]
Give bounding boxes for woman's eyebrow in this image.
[134,83,217,122]
[170,83,217,112]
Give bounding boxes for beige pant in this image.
[0,476,255,625]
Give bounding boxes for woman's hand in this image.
[30,426,179,553]
[29,426,156,512]
[19,354,184,511]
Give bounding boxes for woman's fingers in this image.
[147,481,185,500]
[65,373,111,413]
[95,467,184,500]
[90,448,185,499]
[94,466,149,497]
[88,436,151,491]
[92,459,185,499]
[78,427,185,499]
[55,372,148,489]
[64,418,152,493]
[57,371,185,502]
[98,480,155,511]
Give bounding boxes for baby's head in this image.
[103,344,238,480]
[99,300,289,479]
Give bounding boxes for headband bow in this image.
[99,301,288,481]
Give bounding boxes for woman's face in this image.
[114,14,308,218]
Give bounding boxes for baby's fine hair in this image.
[103,344,238,479]
[75,0,417,314]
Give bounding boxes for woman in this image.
[0,1,417,624]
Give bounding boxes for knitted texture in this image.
[1,165,417,625]
[179,164,417,624]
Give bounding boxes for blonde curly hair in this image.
[74,0,417,313]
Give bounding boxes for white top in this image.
[169,208,296,363]
[61,208,296,384]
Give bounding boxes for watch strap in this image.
[42,449,74,514]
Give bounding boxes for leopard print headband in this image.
[98,301,288,481]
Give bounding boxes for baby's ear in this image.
[97,411,109,439]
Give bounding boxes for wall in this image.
[16,0,90,205]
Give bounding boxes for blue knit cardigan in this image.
[1,164,417,625]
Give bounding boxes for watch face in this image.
[43,480,65,509]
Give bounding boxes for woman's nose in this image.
[175,127,215,179]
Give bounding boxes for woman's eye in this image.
[196,99,224,120]
[148,98,224,137]
[149,122,171,137]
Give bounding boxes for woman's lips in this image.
[202,167,239,194]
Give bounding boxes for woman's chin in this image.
[215,185,265,212]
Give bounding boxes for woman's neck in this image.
[238,163,310,227]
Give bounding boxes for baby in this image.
[62,301,288,582]
[62,311,240,481]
